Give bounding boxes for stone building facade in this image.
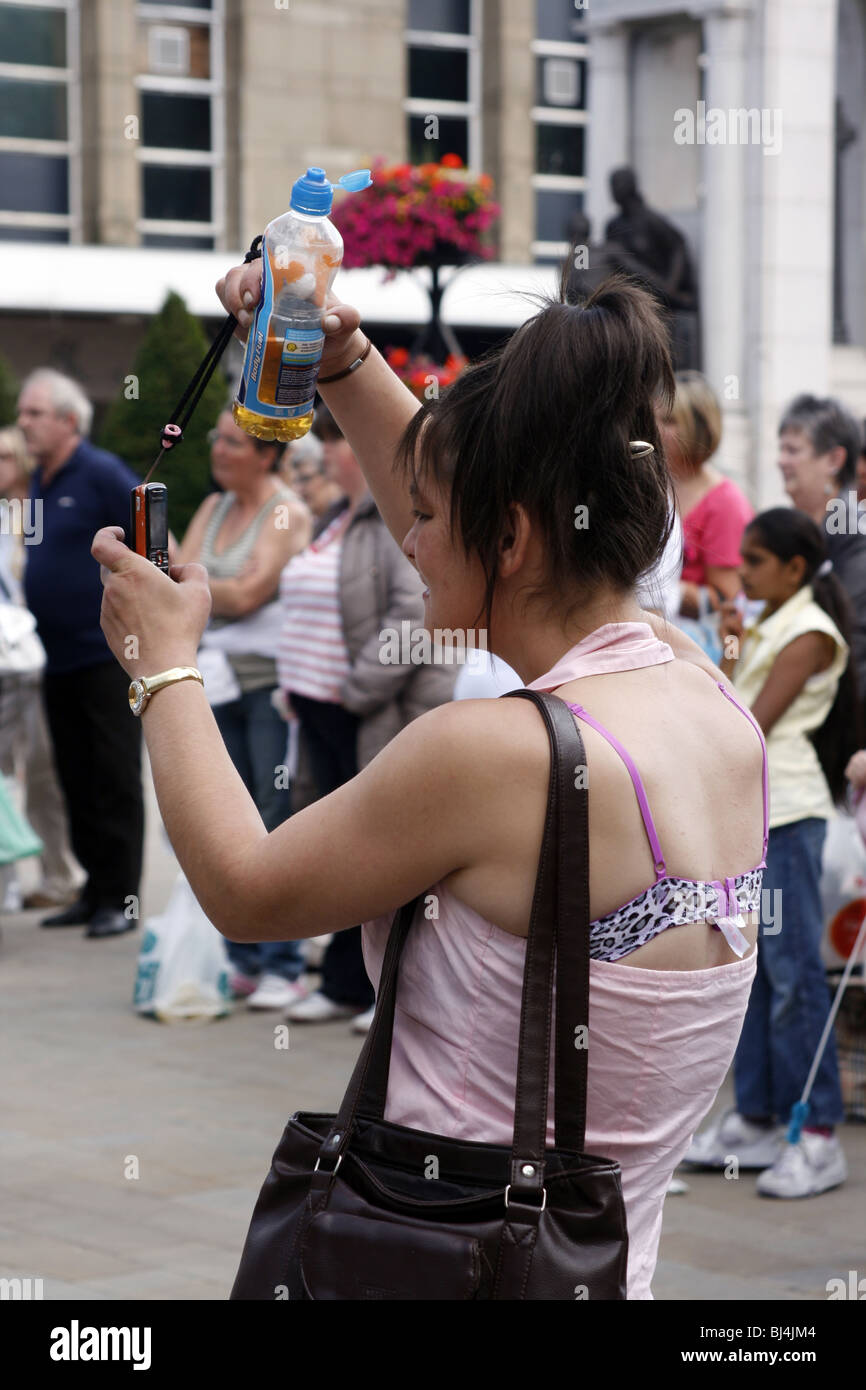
[2,0,865,512]
[587,0,866,506]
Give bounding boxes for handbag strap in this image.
[505,690,590,1165]
[316,690,590,1175]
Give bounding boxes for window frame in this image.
[403,0,481,173]
[530,32,590,262]
[135,0,225,249]
[0,0,80,240]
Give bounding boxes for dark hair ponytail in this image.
[394,266,676,640]
[746,507,863,803]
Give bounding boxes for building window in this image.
[0,0,79,242]
[135,0,224,249]
[536,0,586,45]
[404,0,480,170]
[531,2,589,262]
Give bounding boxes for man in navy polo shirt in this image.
[19,369,144,939]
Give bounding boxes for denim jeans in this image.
[733,817,844,1127]
[289,692,374,1009]
[214,686,304,983]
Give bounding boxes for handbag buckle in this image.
[504,1183,547,1213]
[313,1152,343,1175]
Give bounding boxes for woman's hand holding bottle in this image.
[216,260,364,372]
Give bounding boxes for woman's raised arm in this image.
[216,259,421,552]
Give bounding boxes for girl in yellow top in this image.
[686,507,862,1197]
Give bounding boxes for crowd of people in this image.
[3,330,866,1217]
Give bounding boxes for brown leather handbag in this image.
[230,691,628,1300]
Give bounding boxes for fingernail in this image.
[238,309,252,328]
[242,290,255,309]
[323,314,340,332]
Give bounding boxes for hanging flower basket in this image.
[384,347,468,401]
[332,155,500,274]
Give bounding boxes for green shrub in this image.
[98,291,230,539]
[0,353,20,427]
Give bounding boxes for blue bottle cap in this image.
[290,167,373,216]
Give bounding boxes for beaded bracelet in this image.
[318,337,373,384]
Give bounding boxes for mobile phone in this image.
[130,482,169,574]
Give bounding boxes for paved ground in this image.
[1,774,864,1301]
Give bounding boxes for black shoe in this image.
[40,897,93,928]
[85,908,137,939]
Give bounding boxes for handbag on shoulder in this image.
[230,690,628,1300]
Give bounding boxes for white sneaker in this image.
[681,1109,786,1170]
[756,1132,848,1199]
[351,1005,375,1034]
[247,973,307,1010]
[304,935,333,970]
[665,1176,690,1196]
[2,879,22,913]
[284,991,363,1023]
[228,971,260,999]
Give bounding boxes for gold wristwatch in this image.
[128,666,203,716]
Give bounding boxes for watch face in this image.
[129,679,146,715]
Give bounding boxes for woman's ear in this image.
[787,553,808,587]
[497,503,533,577]
[827,443,848,486]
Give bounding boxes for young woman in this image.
[92,270,766,1299]
[687,508,861,1196]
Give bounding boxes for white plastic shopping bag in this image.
[134,870,233,1021]
[820,810,866,968]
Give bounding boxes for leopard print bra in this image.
[569,683,769,963]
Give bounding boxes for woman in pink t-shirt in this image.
[659,372,754,618]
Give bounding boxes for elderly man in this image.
[19,369,144,939]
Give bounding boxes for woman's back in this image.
[362,622,764,1299]
[424,625,764,968]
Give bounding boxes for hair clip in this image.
[629,440,655,458]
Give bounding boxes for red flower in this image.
[334,158,498,272]
[387,346,410,368]
[440,153,464,169]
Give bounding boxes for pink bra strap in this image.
[566,702,667,880]
[715,683,770,864]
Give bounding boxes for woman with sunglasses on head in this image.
[93,264,767,1299]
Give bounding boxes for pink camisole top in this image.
[361,623,762,1300]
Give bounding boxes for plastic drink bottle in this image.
[233,166,372,442]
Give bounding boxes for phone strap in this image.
[143,235,264,484]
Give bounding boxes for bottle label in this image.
[273,326,325,412]
[236,242,327,419]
